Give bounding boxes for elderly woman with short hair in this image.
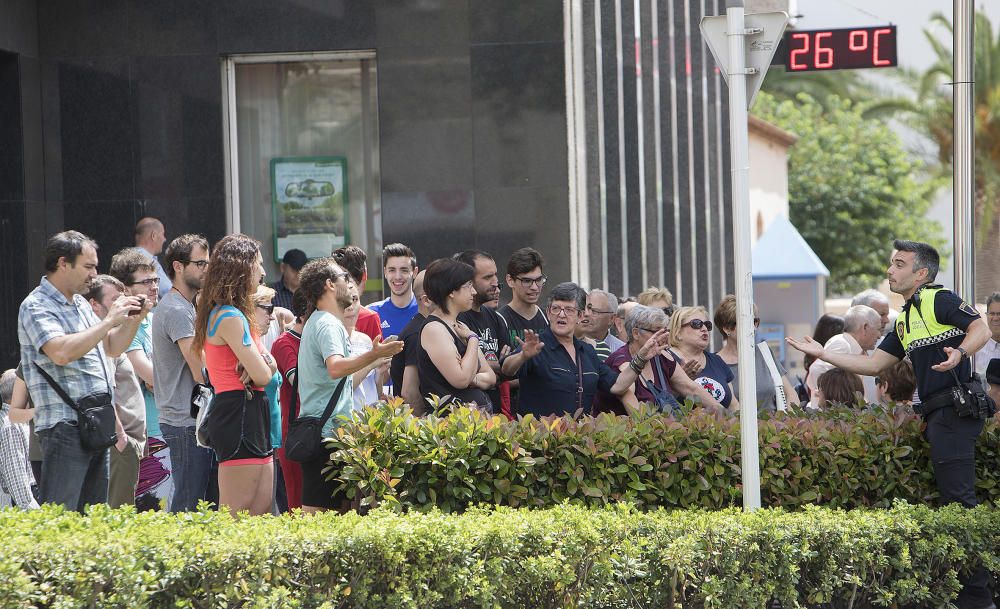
[501,283,669,417]
[598,305,723,414]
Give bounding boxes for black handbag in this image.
[33,363,118,451]
[285,377,346,463]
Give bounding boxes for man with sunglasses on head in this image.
[151,234,214,512]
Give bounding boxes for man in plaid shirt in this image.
[17,231,148,510]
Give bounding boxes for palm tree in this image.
[910,10,1000,301]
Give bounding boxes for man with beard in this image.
[453,250,512,417]
[151,234,213,512]
[297,258,403,512]
[18,230,144,510]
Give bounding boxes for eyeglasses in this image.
[637,327,664,334]
[586,303,615,315]
[549,305,579,317]
[683,319,713,331]
[182,259,209,269]
[515,275,547,288]
[129,277,159,286]
[256,303,275,315]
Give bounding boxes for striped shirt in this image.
[17,277,113,431]
[0,406,38,510]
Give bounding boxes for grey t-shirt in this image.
[151,289,197,427]
[725,342,788,413]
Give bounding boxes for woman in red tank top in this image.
[192,234,277,517]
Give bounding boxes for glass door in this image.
[223,52,382,296]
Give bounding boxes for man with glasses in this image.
[109,249,160,427]
[151,234,213,512]
[499,248,550,413]
[976,292,1000,379]
[578,289,623,361]
[501,282,668,417]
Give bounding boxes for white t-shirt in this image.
[349,331,379,410]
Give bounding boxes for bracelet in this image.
[467,333,480,342]
[631,353,648,368]
[629,360,645,375]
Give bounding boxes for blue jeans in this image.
[160,423,213,512]
[36,421,108,512]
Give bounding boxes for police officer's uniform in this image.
[878,283,993,608]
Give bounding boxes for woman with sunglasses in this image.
[597,305,723,414]
[669,306,739,410]
[192,234,277,516]
[713,295,798,413]
[252,285,288,512]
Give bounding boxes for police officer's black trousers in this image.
[925,407,993,608]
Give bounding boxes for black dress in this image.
[416,315,492,412]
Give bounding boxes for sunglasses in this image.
[256,303,275,315]
[683,319,713,331]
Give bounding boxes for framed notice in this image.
[270,156,349,261]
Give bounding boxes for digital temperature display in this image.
[782,26,897,72]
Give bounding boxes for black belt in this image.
[913,388,954,417]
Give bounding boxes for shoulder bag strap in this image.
[32,363,82,414]
[317,377,348,427]
[291,367,300,420]
[757,341,788,412]
[576,346,584,412]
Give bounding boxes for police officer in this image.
[788,239,994,609]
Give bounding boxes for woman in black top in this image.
[417,259,496,412]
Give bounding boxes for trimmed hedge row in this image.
[1,502,998,608]
[327,400,1000,512]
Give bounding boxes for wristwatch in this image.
[957,346,968,360]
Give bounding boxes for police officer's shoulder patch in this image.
[959,301,979,316]
[896,320,906,340]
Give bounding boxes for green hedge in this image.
[327,401,1000,512]
[1,502,997,608]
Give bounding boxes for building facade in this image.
[0,0,733,368]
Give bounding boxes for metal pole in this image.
[725,0,761,511]
[953,0,974,301]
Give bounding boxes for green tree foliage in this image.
[752,92,946,295]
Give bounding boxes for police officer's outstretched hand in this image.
[786,336,823,359]
[932,347,964,372]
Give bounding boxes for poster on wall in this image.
[270,156,349,261]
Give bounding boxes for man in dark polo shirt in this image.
[788,240,994,609]
[501,282,668,418]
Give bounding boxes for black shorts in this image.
[207,389,273,464]
[300,454,349,509]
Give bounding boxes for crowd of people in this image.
[0,222,973,516]
[2,224,994,607]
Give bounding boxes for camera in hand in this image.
[128,295,146,316]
